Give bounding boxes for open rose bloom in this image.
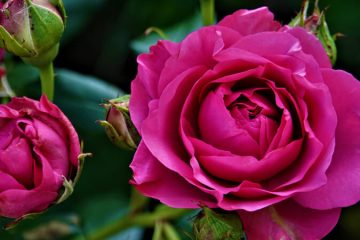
[0,96,80,219]
[129,7,360,239]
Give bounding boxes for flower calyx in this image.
[289,0,338,65]
[100,95,140,151]
[193,207,246,240]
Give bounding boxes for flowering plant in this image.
[1,0,359,240]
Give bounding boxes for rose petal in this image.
[189,154,238,196]
[156,26,241,94]
[269,135,328,192]
[6,96,80,169]
[213,48,270,66]
[292,75,337,147]
[130,40,178,131]
[196,139,302,182]
[221,194,287,212]
[0,171,25,192]
[239,200,341,240]
[36,148,64,192]
[295,69,360,209]
[0,120,17,150]
[130,75,153,132]
[38,96,80,168]
[131,142,217,208]
[0,138,34,187]
[219,7,281,36]
[32,118,69,177]
[16,119,37,139]
[198,90,260,156]
[141,66,207,180]
[6,96,40,111]
[0,189,58,218]
[175,26,240,68]
[233,32,302,58]
[181,67,265,156]
[284,27,332,68]
[140,40,179,99]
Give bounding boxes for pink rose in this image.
[0,96,80,219]
[129,7,360,239]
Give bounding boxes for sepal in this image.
[193,207,246,240]
[100,95,140,150]
[290,0,337,65]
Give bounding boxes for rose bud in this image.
[289,0,337,65]
[99,95,140,150]
[193,207,246,240]
[0,0,66,68]
[0,95,83,220]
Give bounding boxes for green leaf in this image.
[52,70,135,238]
[109,228,144,240]
[7,66,123,131]
[5,62,39,96]
[55,69,122,101]
[131,13,202,54]
[75,193,143,240]
[78,194,128,233]
[0,213,83,240]
[53,69,124,133]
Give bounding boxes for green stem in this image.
[39,62,55,101]
[163,223,181,240]
[129,187,150,214]
[200,0,215,26]
[84,208,191,240]
[152,222,164,240]
[145,27,169,39]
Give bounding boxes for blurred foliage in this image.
[56,0,360,92]
[1,0,359,239]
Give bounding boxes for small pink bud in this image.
[100,95,140,150]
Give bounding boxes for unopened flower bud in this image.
[193,207,246,240]
[0,0,66,67]
[100,95,140,150]
[0,95,87,229]
[289,0,337,65]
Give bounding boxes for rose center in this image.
[226,92,281,157]
[248,105,263,119]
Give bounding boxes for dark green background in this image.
[1,0,359,239]
[57,0,360,90]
